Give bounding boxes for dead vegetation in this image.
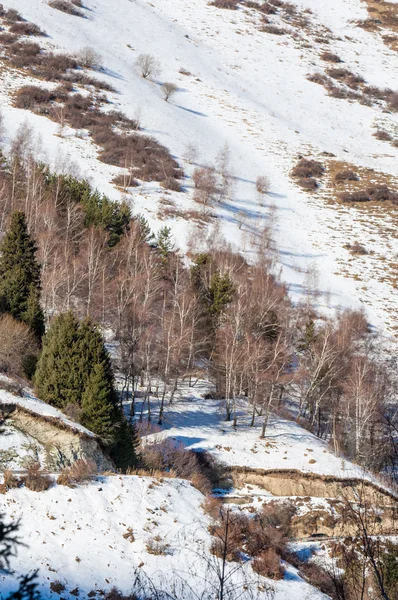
[290,157,325,191]
[48,0,85,17]
[358,0,398,51]
[57,459,97,487]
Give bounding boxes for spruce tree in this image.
[35,310,139,469]
[81,364,115,442]
[110,416,139,472]
[0,212,44,339]
[34,312,83,409]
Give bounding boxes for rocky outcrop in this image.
[3,405,113,472]
[229,466,398,505]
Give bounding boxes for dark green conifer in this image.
[0,211,44,339]
[81,364,115,442]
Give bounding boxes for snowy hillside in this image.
[0,475,327,600]
[0,0,397,335]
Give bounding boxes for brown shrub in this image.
[252,548,284,580]
[57,459,97,487]
[0,33,18,45]
[374,130,392,141]
[320,52,342,63]
[24,463,52,492]
[202,496,222,520]
[366,184,393,201]
[0,314,38,377]
[5,8,23,21]
[346,241,368,255]
[291,158,324,178]
[9,22,45,37]
[2,469,20,491]
[160,178,182,192]
[261,25,287,35]
[76,46,102,69]
[326,68,364,89]
[299,562,333,595]
[193,166,218,205]
[334,170,359,182]
[211,0,239,8]
[48,0,85,16]
[339,191,370,203]
[388,92,398,112]
[307,72,330,86]
[146,536,169,555]
[297,177,318,191]
[256,175,270,194]
[14,86,57,110]
[122,527,135,543]
[50,582,66,594]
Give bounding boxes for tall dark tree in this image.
[0,212,44,339]
[81,363,115,442]
[34,311,138,470]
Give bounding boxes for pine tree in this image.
[110,415,139,472]
[34,312,83,409]
[81,363,115,442]
[0,212,44,339]
[35,312,117,411]
[156,226,174,262]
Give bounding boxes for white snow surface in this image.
[0,0,397,334]
[142,390,371,481]
[0,475,327,600]
[0,377,95,437]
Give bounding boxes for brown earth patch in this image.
[359,0,398,51]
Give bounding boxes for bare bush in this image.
[256,175,270,194]
[9,22,45,36]
[5,8,23,21]
[161,82,178,102]
[0,470,20,494]
[261,25,287,35]
[76,46,102,70]
[291,158,324,179]
[0,315,38,377]
[193,166,218,205]
[334,170,359,182]
[136,54,160,79]
[57,459,97,486]
[146,536,169,555]
[320,52,342,63]
[211,0,239,8]
[374,130,392,141]
[339,191,370,203]
[297,177,318,191]
[252,548,285,580]
[388,92,398,112]
[24,463,52,492]
[48,0,84,16]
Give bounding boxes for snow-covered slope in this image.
[0,475,326,600]
[1,0,398,335]
[141,387,371,481]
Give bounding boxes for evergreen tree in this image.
[35,312,115,411]
[156,226,174,262]
[35,310,138,469]
[34,312,83,409]
[0,212,44,339]
[81,364,115,442]
[110,416,139,472]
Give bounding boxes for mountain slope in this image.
[1,0,398,334]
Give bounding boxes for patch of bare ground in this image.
[358,0,398,51]
[323,160,398,327]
